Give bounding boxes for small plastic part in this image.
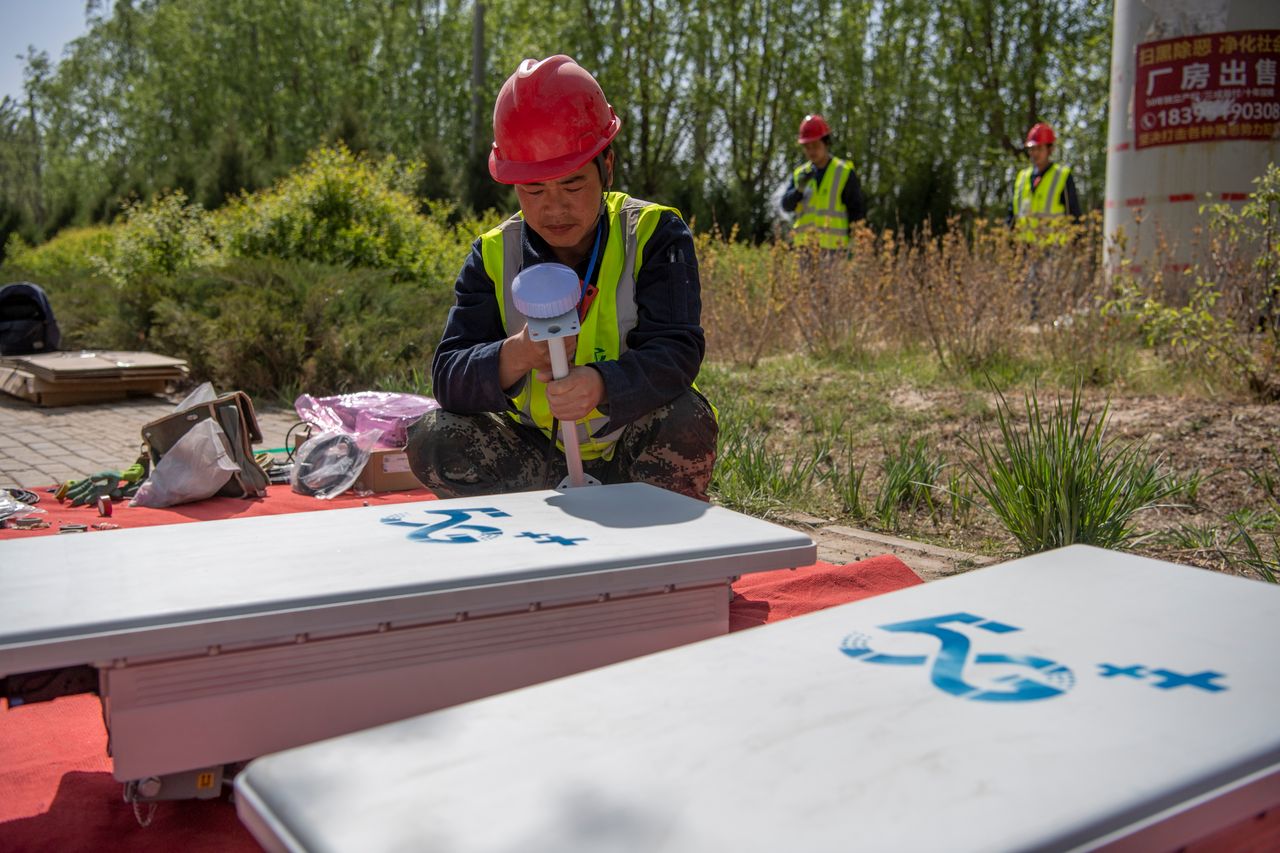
[512,264,580,319]
[4,516,48,530]
[97,495,113,517]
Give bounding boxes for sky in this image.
[0,0,101,104]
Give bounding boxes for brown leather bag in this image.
[140,391,269,498]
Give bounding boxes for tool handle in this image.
[547,338,586,488]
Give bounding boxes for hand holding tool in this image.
[511,263,601,489]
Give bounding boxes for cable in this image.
[283,421,313,463]
[292,433,361,497]
[4,487,39,505]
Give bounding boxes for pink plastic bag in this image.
[294,392,439,449]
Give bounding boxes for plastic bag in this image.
[0,490,44,523]
[131,419,241,508]
[295,392,438,449]
[173,380,218,414]
[290,428,384,499]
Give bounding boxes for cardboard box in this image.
[0,365,175,406]
[353,446,424,493]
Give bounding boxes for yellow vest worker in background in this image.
[405,55,717,501]
[782,114,865,249]
[1010,122,1082,244]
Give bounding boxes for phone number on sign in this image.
[1144,101,1280,129]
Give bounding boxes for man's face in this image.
[802,139,830,167]
[515,154,611,257]
[1028,143,1052,170]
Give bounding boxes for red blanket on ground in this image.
[0,489,922,851]
[0,486,440,539]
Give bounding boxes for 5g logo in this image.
[380,508,587,547]
[840,612,1076,703]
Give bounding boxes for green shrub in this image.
[82,191,222,346]
[139,258,449,397]
[215,144,467,286]
[1107,163,1280,400]
[99,190,219,286]
[2,226,114,279]
[964,383,1175,553]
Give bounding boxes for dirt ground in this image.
[795,388,1280,581]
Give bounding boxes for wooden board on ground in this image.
[0,350,189,382]
[0,359,182,407]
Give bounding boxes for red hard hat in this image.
[797,114,831,144]
[489,55,621,185]
[1025,122,1056,148]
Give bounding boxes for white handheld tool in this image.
[511,264,601,489]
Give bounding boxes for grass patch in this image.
[874,436,944,530]
[963,383,1176,553]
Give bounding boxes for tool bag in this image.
[140,390,269,498]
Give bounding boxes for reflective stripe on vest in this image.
[1014,163,1072,244]
[481,192,676,460]
[793,157,853,249]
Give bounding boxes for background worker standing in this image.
[406,55,717,502]
[1009,122,1082,241]
[781,113,866,248]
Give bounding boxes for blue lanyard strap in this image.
[581,217,603,302]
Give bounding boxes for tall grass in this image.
[963,383,1176,553]
[874,436,945,530]
[824,435,868,519]
[696,215,1121,380]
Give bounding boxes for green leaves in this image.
[963,383,1175,553]
[1105,163,1280,401]
[0,0,1112,244]
[215,144,454,283]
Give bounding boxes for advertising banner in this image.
[1134,30,1279,149]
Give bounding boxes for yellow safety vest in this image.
[481,192,677,460]
[1013,163,1073,245]
[792,157,854,249]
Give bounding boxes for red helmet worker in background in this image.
[1010,121,1082,243]
[796,114,832,145]
[1025,122,1056,149]
[782,113,865,251]
[407,55,717,502]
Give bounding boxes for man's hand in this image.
[499,324,577,391]
[541,365,605,422]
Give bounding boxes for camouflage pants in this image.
[406,389,718,501]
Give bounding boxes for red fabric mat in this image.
[0,486,438,540]
[729,554,923,631]
[0,489,921,850]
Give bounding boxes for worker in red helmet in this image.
[1009,122,1082,242]
[406,55,716,501]
[781,113,865,249]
